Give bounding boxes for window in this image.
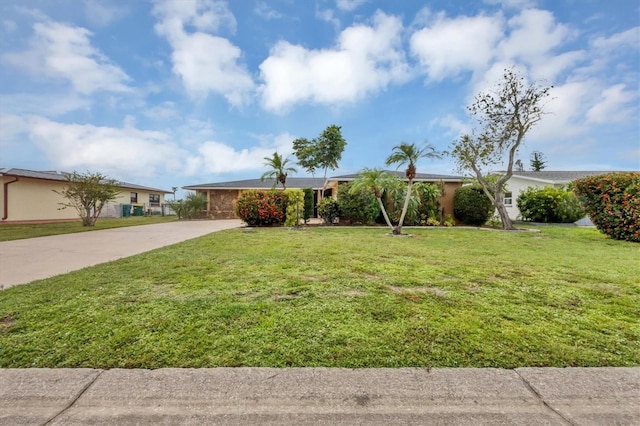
[130,192,138,203]
[503,192,513,206]
[149,194,160,207]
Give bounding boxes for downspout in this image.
[2,177,19,221]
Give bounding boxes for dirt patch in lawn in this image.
[387,285,447,297]
[1,315,14,333]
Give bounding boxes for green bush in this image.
[517,186,585,223]
[317,198,341,225]
[443,214,455,227]
[235,190,287,226]
[384,180,441,226]
[284,189,304,227]
[412,182,441,225]
[303,188,314,224]
[453,186,493,226]
[337,182,379,225]
[166,199,188,219]
[166,192,208,220]
[573,172,639,242]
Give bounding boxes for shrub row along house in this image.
[0,168,172,223]
[183,171,465,220]
[185,169,627,224]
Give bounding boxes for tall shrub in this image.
[317,198,341,224]
[337,182,379,225]
[235,190,287,226]
[385,181,441,226]
[453,185,493,226]
[166,192,207,220]
[574,172,639,242]
[303,188,314,223]
[517,186,584,223]
[284,189,304,226]
[413,182,441,225]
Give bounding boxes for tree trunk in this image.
[395,180,413,235]
[82,206,95,226]
[377,197,394,232]
[495,200,515,230]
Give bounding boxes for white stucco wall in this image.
[504,177,564,220]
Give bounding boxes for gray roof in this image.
[509,170,623,184]
[184,171,465,190]
[0,168,171,194]
[331,170,465,182]
[184,177,326,190]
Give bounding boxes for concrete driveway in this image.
[0,219,242,290]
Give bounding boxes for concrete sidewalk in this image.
[1,367,638,425]
[0,220,242,289]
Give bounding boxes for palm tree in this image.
[261,152,297,189]
[350,168,395,232]
[385,142,441,234]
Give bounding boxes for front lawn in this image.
[0,216,177,241]
[0,226,638,368]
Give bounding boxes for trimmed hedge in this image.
[517,186,584,223]
[235,190,287,226]
[453,186,494,226]
[573,172,639,242]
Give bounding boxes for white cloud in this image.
[483,0,538,9]
[527,81,593,141]
[430,114,471,137]
[592,27,640,51]
[411,8,582,85]
[2,20,130,94]
[586,84,637,124]
[410,5,637,169]
[192,132,294,175]
[0,113,27,146]
[144,101,179,121]
[153,0,236,34]
[170,33,254,104]
[27,117,182,178]
[499,9,575,67]
[254,2,283,20]
[316,7,341,30]
[530,50,586,81]
[153,0,254,106]
[336,0,367,12]
[23,116,296,178]
[259,11,410,112]
[172,118,216,146]
[410,12,504,82]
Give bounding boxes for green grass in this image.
[1,226,638,368]
[0,216,177,241]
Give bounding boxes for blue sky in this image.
[1,0,638,193]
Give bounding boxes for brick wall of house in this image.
[207,190,240,219]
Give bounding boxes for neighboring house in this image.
[0,168,172,223]
[185,171,464,220]
[503,171,614,221]
[184,177,326,219]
